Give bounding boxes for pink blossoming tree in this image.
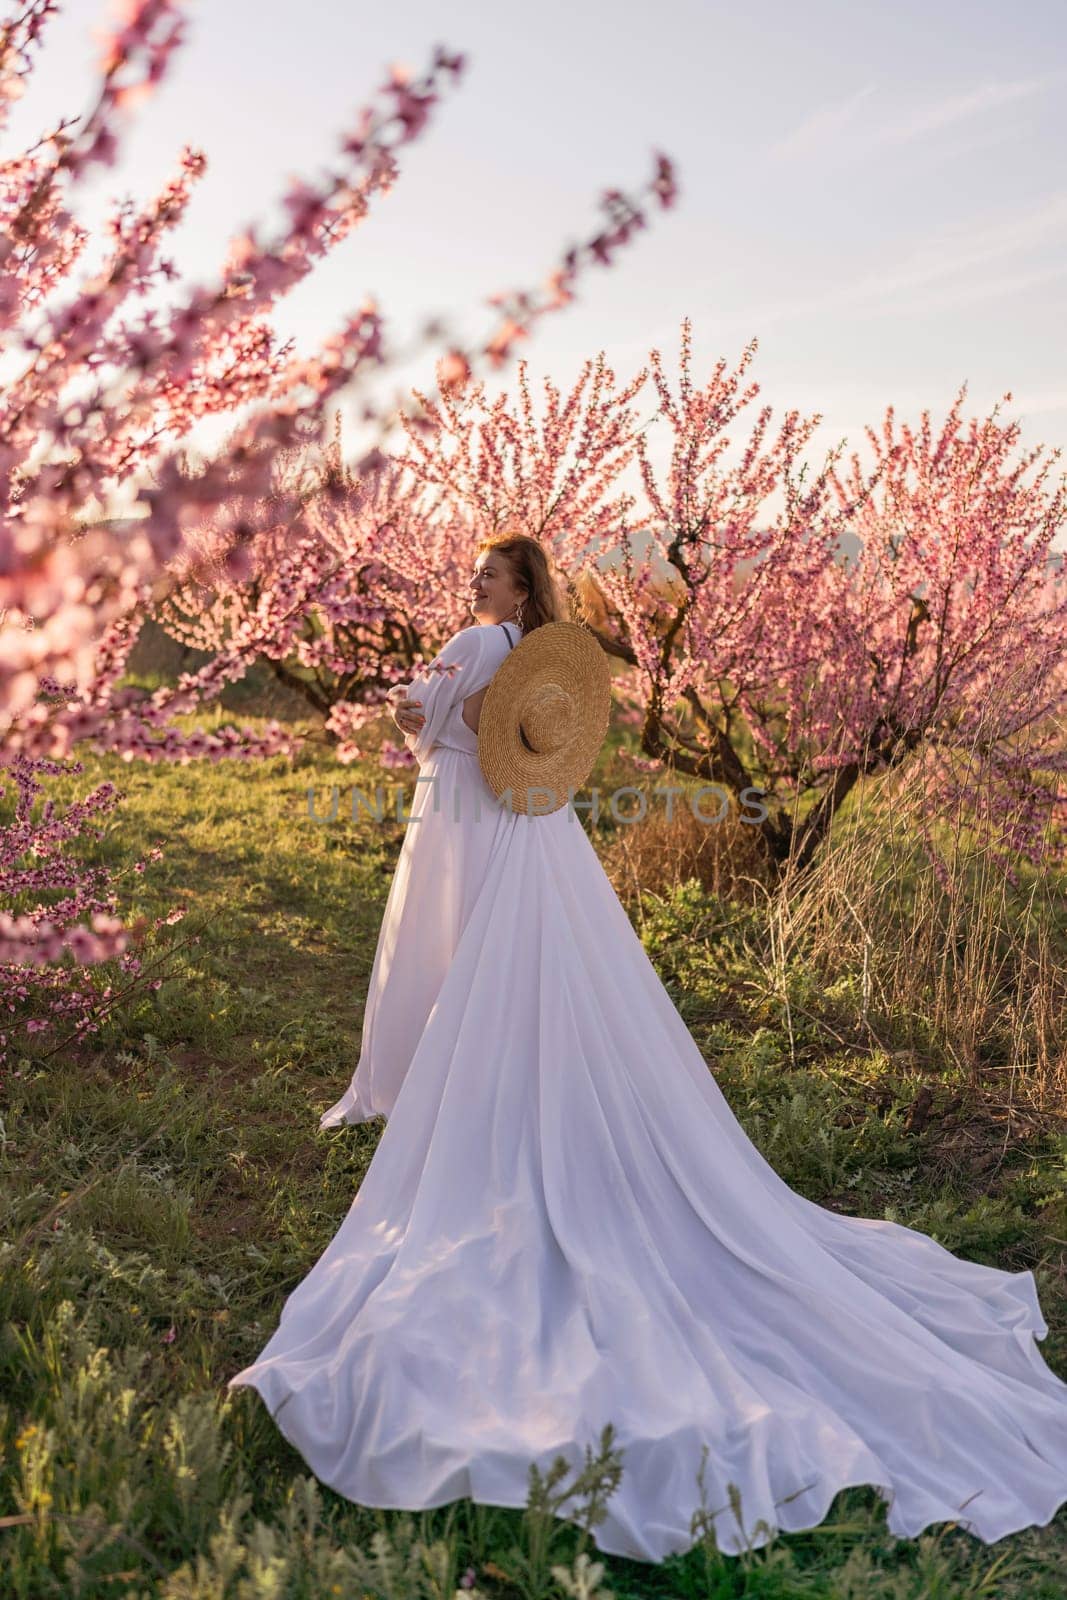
[0,0,677,1064]
[584,321,1067,881]
[155,351,654,766]
[167,311,1067,894]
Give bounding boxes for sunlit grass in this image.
[2,686,1066,1595]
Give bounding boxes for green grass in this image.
[2,697,1067,1598]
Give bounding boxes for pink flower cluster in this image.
[0,752,183,1065]
[0,0,675,1058]
[166,314,1067,891]
[591,322,1067,880]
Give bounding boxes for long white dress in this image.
[228,618,1067,1563]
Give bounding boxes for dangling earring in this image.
[514,599,525,632]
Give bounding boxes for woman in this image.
[229,533,1067,1564]
[315,536,554,1130]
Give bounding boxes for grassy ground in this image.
[3,687,1067,1598]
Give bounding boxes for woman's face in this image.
[468,551,526,627]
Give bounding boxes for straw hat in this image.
[478,620,612,815]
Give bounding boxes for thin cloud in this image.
[871,74,1063,151]
[765,83,878,161]
[719,190,1067,331]
[766,72,1063,164]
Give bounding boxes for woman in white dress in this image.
[229,534,1067,1563]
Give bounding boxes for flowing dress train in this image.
[228,618,1067,1563]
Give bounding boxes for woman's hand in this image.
[391,695,425,736]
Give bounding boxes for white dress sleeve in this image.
[401,625,495,766]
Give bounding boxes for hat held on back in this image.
[477,620,612,815]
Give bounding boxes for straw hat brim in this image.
[477,621,612,816]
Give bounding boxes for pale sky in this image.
[6,0,1067,537]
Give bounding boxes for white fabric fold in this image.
[233,658,1067,1565]
[399,624,498,766]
